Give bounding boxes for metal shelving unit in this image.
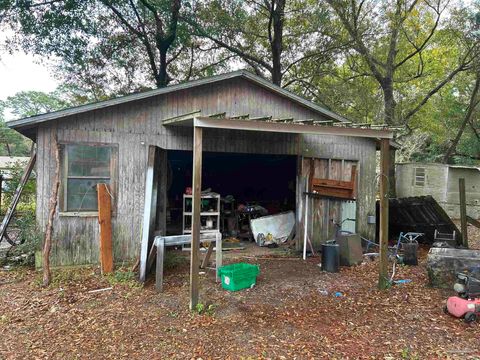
[182,192,221,235]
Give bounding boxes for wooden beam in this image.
[201,242,214,269]
[190,126,203,310]
[378,138,390,289]
[97,183,113,274]
[270,117,294,122]
[230,114,250,119]
[249,116,272,121]
[207,112,226,118]
[162,110,201,125]
[459,178,469,248]
[467,215,480,229]
[194,117,393,139]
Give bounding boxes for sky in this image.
[0,50,59,102]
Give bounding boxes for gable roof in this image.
[7,70,348,136]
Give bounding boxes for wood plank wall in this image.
[35,78,377,266]
[298,135,377,245]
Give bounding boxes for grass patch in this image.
[193,303,217,316]
[164,251,188,270]
[105,268,141,288]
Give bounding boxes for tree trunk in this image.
[270,0,285,86]
[382,78,396,125]
[42,136,60,287]
[5,142,11,157]
[157,48,169,88]
[381,78,397,197]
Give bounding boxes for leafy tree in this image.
[5,90,71,119]
[323,0,479,128]
[186,0,341,87]
[1,0,191,95]
[0,101,30,156]
[0,88,80,156]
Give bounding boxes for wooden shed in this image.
[7,71,392,273]
[396,163,480,219]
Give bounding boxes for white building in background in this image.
[396,163,480,219]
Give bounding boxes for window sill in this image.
[59,211,98,217]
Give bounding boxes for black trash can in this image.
[321,242,340,272]
[403,242,418,266]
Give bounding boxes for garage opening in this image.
[165,150,297,240]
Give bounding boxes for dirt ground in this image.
[1,229,480,359]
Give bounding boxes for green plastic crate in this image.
[218,263,260,291]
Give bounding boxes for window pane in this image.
[66,178,110,211]
[67,145,111,177]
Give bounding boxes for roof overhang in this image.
[193,117,393,139]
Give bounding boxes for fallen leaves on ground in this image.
[1,247,480,359]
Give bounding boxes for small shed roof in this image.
[7,70,350,135]
[397,162,480,171]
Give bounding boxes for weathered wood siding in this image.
[35,77,378,266]
[296,136,377,247]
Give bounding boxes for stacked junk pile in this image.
[385,195,480,323]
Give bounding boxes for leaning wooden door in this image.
[302,157,358,248]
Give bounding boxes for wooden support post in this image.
[97,183,113,274]
[459,178,469,248]
[201,242,215,269]
[190,126,203,310]
[378,139,390,290]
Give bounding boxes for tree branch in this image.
[395,2,442,69]
[184,17,273,72]
[403,57,474,123]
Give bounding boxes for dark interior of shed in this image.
[165,150,297,237]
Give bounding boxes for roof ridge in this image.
[7,69,349,131]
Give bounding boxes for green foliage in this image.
[2,212,42,267]
[164,251,187,270]
[5,90,71,119]
[194,302,216,316]
[1,159,36,210]
[0,102,30,156]
[105,269,141,288]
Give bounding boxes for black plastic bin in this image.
[321,242,340,272]
[403,242,418,266]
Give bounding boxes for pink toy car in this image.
[444,296,480,323]
[444,272,480,323]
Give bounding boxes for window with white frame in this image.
[62,144,115,212]
[414,167,426,187]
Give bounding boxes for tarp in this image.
[250,211,295,246]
